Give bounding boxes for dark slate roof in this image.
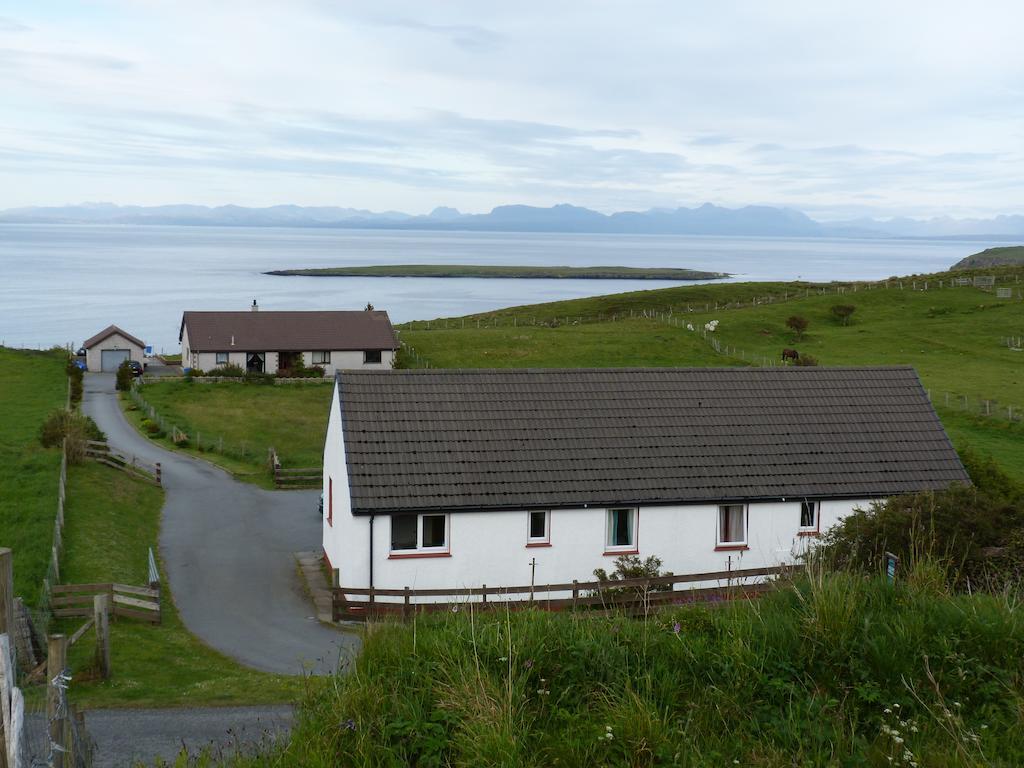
[83,325,145,349]
[179,310,398,352]
[336,367,969,515]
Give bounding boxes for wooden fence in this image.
[50,583,161,624]
[333,564,797,622]
[84,440,161,486]
[267,448,320,489]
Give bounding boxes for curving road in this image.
[82,373,358,675]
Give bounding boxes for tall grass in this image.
[215,564,1023,767]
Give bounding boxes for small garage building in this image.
[83,325,146,372]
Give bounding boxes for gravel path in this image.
[84,705,293,768]
[81,373,358,675]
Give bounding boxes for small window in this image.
[422,514,446,548]
[527,511,549,544]
[718,504,747,546]
[606,508,637,551]
[800,501,818,531]
[390,513,449,554]
[391,515,417,551]
[215,352,229,365]
[312,351,330,365]
[363,349,382,364]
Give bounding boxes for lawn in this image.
[0,347,68,603]
[129,380,333,473]
[58,460,306,708]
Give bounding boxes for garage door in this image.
[101,349,130,371]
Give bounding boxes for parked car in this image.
[75,347,86,356]
[128,360,144,376]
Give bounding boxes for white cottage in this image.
[179,305,398,375]
[322,367,968,602]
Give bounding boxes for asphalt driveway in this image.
[82,373,358,675]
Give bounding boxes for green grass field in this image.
[130,380,332,471]
[0,347,68,603]
[58,461,305,708]
[125,270,1024,484]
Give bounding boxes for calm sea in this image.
[0,224,1000,352]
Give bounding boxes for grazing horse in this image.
[782,348,800,363]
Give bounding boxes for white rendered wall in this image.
[322,487,870,602]
[185,349,394,374]
[302,350,395,374]
[85,333,144,371]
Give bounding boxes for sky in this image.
[1,1,1023,219]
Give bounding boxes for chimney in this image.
[251,299,259,312]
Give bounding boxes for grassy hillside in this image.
[221,571,1024,767]
[401,274,1024,480]
[0,347,68,602]
[953,245,1024,269]
[126,270,1024,483]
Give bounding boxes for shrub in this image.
[65,359,84,404]
[793,353,819,366]
[184,367,205,379]
[816,450,1024,589]
[244,371,275,385]
[140,418,162,435]
[209,363,245,378]
[785,315,808,339]
[39,409,105,463]
[592,554,673,595]
[115,359,133,391]
[830,304,856,325]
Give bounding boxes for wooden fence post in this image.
[402,587,410,622]
[572,580,579,610]
[46,634,67,760]
[0,549,12,652]
[481,585,487,605]
[93,595,110,679]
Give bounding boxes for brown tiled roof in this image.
[83,325,145,349]
[336,367,969,514]
[180,310,398,352]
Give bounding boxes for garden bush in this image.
[816,449,1024,589]
[209,363,245,378]
[115,359,133,391]
[38,409,105,463]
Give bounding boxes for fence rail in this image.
[50,583,161,624]
[267,448,320,489]
[333,564,798,622]
[84,440,162,486]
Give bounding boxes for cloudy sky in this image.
[1,1,1022,219]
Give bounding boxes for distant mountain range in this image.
[3,201,1024,240]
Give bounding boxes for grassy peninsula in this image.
[265,264,729,280]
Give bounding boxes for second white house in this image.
[179,303,398,375]
[322,366,968,604]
